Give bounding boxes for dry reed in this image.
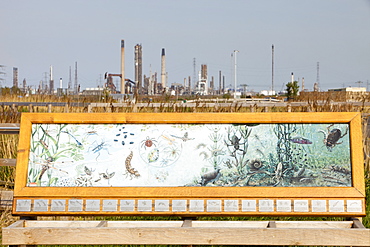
[0,96,369,240]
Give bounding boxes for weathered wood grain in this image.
[0,158,16,167]
[3,220,370,246]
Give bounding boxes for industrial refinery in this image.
[103,40,222,97]
[2,39,368,101]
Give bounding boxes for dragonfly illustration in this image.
[30,153,73,183]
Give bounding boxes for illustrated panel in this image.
[27,123,351,187]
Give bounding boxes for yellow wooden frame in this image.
[12,112,366,216]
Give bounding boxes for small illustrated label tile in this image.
[189,200,204,212]
[155,200,169,212]
[85,199,100,211]
[259,200,274,212]
[224,200,239,212]
[34,199,48,212]
[16,199,31,212]
[242,200,257,212]
[276,200,291,212]
[138,200,152,211]
[68,199,83,212]
[329,200,344,212]
[207,200,221,212]
[103,200,118,212]
[312,200,327,212]
[172,200,187,212]
[346,200,362,213]
[120,200,135,212]
[294,200,309,212]
[51,199,66,211]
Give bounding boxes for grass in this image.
[0,94,370,246]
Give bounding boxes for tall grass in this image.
[0,95,369,246]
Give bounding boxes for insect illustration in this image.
[39,139,49,149]
[160,134,176,145]
[62,130,83,146]
[171,132,194,142]
[318,124,348,151]
[141,136,157,149]
[34,155,69,182]
[87,130,98,135]
[124,151,140,179]
[84,166,95,176]
[224,131,247,156]
[99,169,115,185]
[89,139,111,160]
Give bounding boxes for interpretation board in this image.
[12,112,366,216]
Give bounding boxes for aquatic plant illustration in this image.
[28,124,84,186]
[26,123,352,188]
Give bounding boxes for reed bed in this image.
[0,95,370,246]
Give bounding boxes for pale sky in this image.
[1,0,370,93]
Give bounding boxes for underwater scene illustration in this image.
[26,123,352,187]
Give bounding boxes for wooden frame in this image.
[3,219,370,246]
[12,112,366,217]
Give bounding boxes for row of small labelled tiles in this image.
[15,198,363,213]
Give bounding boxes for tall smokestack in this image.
[161,48,166,89]
[121,40,125,94]
[50,65,53,82]
[13,67,18,88]
[134,44,142,94]
[59,78,63,88]
[291,72,294,83]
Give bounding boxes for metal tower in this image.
[316,62,320,90]
[135,44,143,94]
[68,66,72,92]
[272,44,274,93]
[74,62,78,94]
[193,58,196,90]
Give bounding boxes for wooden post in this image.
[287,104,292,112]
[11,104,17,112]
[250,105,255,112]
[64,104,69,113]
[133,104,138,113]
[87,104,92,113]
[28,104,33,113]
[48,104,52,113]
[306,105,312,112]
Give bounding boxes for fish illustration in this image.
[289,137,312,144]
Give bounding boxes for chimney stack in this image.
[121,40,125,94]
[161,48,166,89]
[291,72,294,83]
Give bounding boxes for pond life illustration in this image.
[26,123,352,187]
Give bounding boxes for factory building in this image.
[299,87,368,102]
[194,64,208,95]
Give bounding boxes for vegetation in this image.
[0,93,369,247]
[286,80,300,100]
